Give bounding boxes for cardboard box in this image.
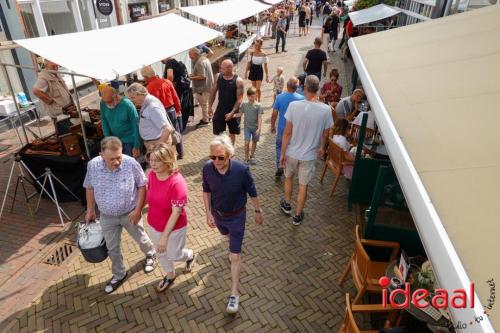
[0,99,16,116]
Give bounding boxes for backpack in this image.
[323,3,332,15]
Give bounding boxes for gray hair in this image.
[101,136,122,151]
[140,66,156,79]
[286,77,299,91]
[189,47,201,55]
[210,134,235,157]
[126,82,148,96]
[353,88,365,97]
[304,75,320,94]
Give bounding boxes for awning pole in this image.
[1,63,29,145]
[70,74,91,159]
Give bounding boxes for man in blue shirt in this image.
[202,134,263,315]
[271,77,304,178]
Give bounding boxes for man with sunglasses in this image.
[100,86,141,158]
[202,134,263,314]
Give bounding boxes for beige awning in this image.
[349,5,500,332]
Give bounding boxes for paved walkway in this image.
[1,16,359,332]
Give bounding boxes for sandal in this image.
[157,276,176,292]
[104,272,128,294]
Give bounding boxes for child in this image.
[233,87,263,164]
[269,66,285,103]
[330,118,355,179]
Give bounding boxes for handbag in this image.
[165,109,182,146]
[77,220,108,263]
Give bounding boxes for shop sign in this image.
[96,0,113,16]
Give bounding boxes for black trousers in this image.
[276,30,286,52]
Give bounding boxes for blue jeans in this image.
[122,142,133,157]
[276,134,282,169]
[276,30,286,52]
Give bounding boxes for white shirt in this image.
[332,135,350,152]
[352,111,376,130]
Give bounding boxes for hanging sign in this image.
[96,0,113,16]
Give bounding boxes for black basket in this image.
[78,238,108,263]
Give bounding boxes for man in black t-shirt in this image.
[302,37,328,80]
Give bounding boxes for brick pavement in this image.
[1,16,359,332]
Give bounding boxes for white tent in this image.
[180,0,271,26]
[348,4,402,26]
[14,14,222,80]
[263,0,284,4]
[348,5,500,332]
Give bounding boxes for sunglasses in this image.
[210,155,226,161]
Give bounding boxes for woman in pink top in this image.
[146,143,195,292]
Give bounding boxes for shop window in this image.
[40,1,77,35]
[159,0,170,13]
[19,3,40,38]
[0,24,23,96]
[77,0,94,31]
[128,3,149,22]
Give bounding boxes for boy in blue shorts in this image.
[234,87,263,165]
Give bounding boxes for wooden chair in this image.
[350,124,375,146]
[339,225,400,304]
[338,293,399,333]
[320,139,354,197]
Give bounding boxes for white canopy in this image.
[348,4,401,26]
[15,14,222,81]
[349,5,500,332]
[180,0,271,26]
[263,0,284,4]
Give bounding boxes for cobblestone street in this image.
[1,18,359,332]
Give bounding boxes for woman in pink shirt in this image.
[146,143,195,292]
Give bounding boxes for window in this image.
[0,24,23,96]
[77,0,94,31]
[19,3,40,38]
[40,1,77,35]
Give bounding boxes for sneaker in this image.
[327,44,332,52]
[292,212,304,226]
[184,250,196,273]
[280,199,292,215]
[157,276,176,292]
[196,120,209,128]
[144,255,156,273]
[249,157,256,165]
[104,272,128,294]
[227,295,239,314]
[275,168,284,178]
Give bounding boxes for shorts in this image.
[284,156,316,185]
[305,18,310,25]
[244,127,260,142]
[213,211,246,254]
[213,111,241,135]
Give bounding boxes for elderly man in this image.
[335,89,365,121]
[126,83,173,154]
[84,137,156,294]
[271,77,304,179]
[208,59,244,145]
[202,134,263,314]
[32,59,74,134]
[280,75,333,225]
[303,37,328,80]
[189,48,214,128]
[100,86,141,157]
[141,66,184,159]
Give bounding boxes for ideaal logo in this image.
[378,277,496,330]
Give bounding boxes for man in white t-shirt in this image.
[279,75,333,226]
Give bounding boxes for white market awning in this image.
[180,0,271,25]
[348,4,402,26]
[348,5,500,332]
[262,0,284,4]
[14,14,222,81]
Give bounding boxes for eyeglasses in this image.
[210,155,226,161]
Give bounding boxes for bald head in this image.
[101,86,120,107]
[220,59,234,77]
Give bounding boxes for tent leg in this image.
[1,64,29,145]
[70,74,91,159]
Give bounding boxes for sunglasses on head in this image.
[210,155,226,161]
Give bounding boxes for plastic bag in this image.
[78,220,105,250]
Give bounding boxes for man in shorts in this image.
[279,75,333,225]
[208,59,245,145]
[202,134,263,314]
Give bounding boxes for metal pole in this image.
[0,159,16,220]
[70,74,91,159]
[1,64,29,145]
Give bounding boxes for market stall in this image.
[348,5,499,332]
[1,13,222,219]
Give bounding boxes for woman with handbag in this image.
[145,143,195,292]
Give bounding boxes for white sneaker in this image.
[327,44,332,52]
[226,295,239,314]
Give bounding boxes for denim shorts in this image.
[244,127,260,142]
[213,211,246,254]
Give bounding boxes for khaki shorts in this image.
[284,156,316,185]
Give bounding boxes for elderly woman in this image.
[146,143,195,292]
[245,38,269,103]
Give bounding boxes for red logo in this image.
[379,276,475,309]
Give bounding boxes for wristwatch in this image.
[255,208,263,214]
